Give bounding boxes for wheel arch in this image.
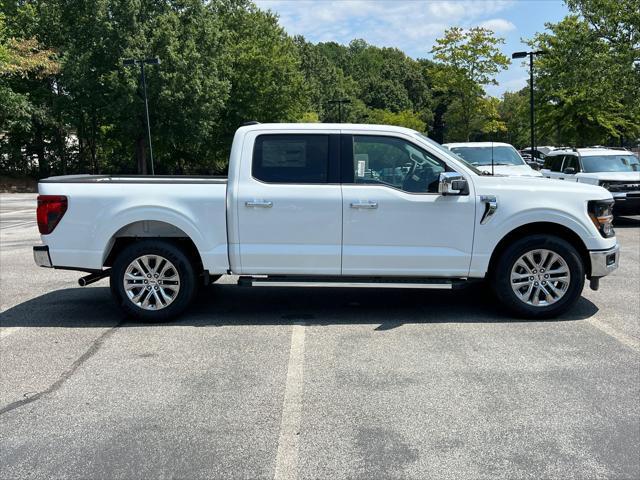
[103,220,203,273]
[487,222,592,278]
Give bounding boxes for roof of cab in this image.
[237,122,421,135]
[547,147,633,157]
[442,142,514,148]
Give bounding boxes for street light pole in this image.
[512,50,546,158]
[123,57,161,175]
[529,52,535,158]
[140,62,155,175]
[328,98,351,123]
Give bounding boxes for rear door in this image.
[235,131,342,275]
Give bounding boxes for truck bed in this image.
[40,174,228,184]
[38,175,229,273]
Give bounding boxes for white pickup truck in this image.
[541,147,640,216]
[34,123,620,321]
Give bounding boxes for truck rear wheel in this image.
[492,235,585,319]
[111,239,197,322]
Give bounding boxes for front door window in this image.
[352,136,446,193]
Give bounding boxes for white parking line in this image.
[274,323,306,480]
[0,327,22,339]
[588,319,640,353]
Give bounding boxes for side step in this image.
[237,276,470,289]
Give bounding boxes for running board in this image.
[237,276,469,289]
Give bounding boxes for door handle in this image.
[350,201,378,209]
[245,200,273,208]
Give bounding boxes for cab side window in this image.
[546,155,565,172]
[352,136,446,193]
[253,134,329,183]
[563,155,580,172]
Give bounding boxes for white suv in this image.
[443,142,543,177]
[541,148,640,216]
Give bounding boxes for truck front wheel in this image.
[111,239,197,321]
[492,235,585,319]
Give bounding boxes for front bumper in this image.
[33,245,53,268]
[589,244,619,278]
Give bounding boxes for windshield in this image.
[414,133,483,175]
[581,155,640,173]
[449,145,525,167]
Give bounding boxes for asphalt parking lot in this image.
[1,193,639,480]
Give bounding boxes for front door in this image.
[341,134,476,277]
[235,132,342,275]
[560,155,580,181]
[543,155,566,180]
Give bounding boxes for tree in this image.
[430,27,510,141]
[364,109,426,131]
[531,15,640,146]
[218,2,307,147]
[566,0,640,59]
[498,88,530,147]
[293,36,357,122]
[0,10,60,175]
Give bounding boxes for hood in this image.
[474,174,611,199]
[477,164,543,177]
[578,171,640,181]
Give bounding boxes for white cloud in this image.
[256,0,515,57]
[479,18,516,33]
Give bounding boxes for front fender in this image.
[469,205,615,277]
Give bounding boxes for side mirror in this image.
[563,167,576,174]
[438,172,468,195]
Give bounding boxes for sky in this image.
[254,0,570,97]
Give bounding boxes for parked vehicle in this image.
[541,147,640,216]
[519,152,541,170]
[34,124,619,321]
[520,146,556,169]
[443,142,543,177]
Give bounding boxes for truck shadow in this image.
[0,282,599,329]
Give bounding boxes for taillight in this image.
[37,195,68,234]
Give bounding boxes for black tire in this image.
[492,235,585,319]
[110,239,197,322]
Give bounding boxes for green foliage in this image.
[1,0,637,178]
[478,97,507,135]
[295,38,433,126]
[365,109,427,132]
[531,14,640,146]
[220,3,306,128]
[497,88,530,147]
[430,27,510,141]
[566,0,640,58]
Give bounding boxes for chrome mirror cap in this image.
[438,172,467,195]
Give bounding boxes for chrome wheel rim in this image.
[123,255,181,311]
[510,249,571,307]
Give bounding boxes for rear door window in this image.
[253,135,329,183]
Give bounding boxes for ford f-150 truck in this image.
[33,123,620,321]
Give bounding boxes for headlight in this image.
[588,200,615,238]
